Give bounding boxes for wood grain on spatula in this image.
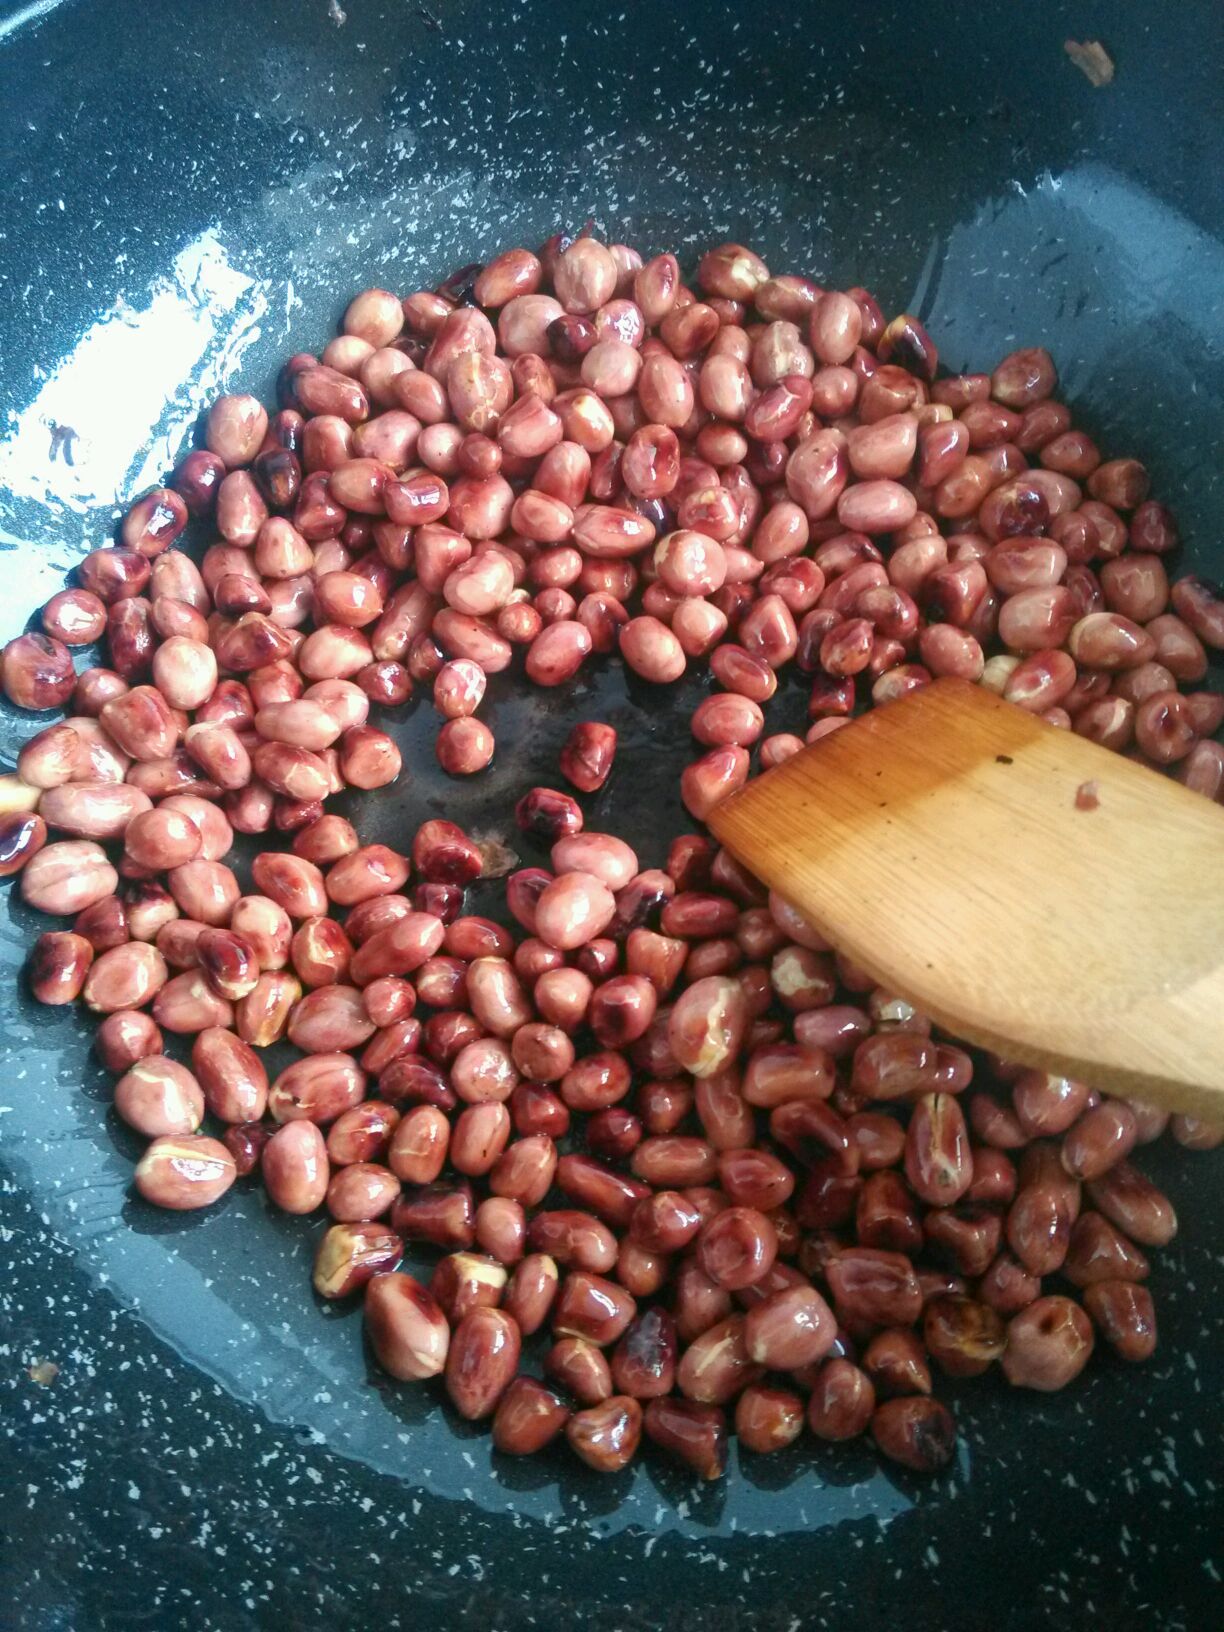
[709,678,1224,1119]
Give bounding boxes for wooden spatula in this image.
[708,677,1224,1120]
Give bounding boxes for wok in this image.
[1,2,1222,1627]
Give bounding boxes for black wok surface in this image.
[2,2,1222,1628]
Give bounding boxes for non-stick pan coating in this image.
[2,2,1222,1627]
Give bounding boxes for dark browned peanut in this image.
[871,1396,957,1473]
[629,1189,702,1255]
[555,1154,649,1226]
[222,1121,269,1176]
[669,1259,729,1346]
[923,1295,1007,1377]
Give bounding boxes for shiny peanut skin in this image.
[364,1273,450,1380]
[135,1136,236,1210]
[445,1307,522,1419]
[2,230,1216,1496]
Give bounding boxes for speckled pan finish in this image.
[1,1,1222,1627]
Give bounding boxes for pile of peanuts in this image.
[2,231,1222,1481]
